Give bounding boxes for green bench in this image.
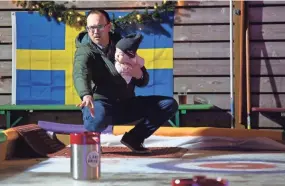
[169,104,215,127]
[0,105,80,129]
[0,130,7,144]
[0,104,215,129]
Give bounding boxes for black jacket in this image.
[72,31,149,101]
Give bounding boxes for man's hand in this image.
[122,63,143,79]
[76,95,95,117]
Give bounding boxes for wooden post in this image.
[239,0,246,126]
[233,0,245,129]
[245,2,251,129]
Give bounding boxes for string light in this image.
[136,14,141,21]
[12,0,177,29]
[113,1,176,30]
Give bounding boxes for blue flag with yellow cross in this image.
[12,11,174,105]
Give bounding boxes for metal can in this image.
[70,132,101,180]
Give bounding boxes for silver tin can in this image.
[70,132,101,180]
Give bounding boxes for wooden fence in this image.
[0,1,284,129]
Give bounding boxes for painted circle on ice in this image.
[175,161,280,173]
[198,162,276,169]
[148,159,285,174]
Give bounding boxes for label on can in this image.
[86,151,100,168]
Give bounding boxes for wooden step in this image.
[252,107,285,112]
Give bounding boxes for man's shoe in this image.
[120,132,151,154]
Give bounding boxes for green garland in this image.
[12,0,177,29]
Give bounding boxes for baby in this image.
[115,33,144,84]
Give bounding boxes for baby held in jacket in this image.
[115,33,144,84]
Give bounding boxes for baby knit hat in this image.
[116,33,143,58]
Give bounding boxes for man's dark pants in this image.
[82,95,178,143]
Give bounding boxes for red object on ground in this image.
[171,178,195,186]
[70,132,100,145]
[171,175,228,186]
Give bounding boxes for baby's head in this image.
[115,33,143,63]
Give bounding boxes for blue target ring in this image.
[147,158,285,174]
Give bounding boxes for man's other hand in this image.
[127,64,143,79]
[76,95,95,117]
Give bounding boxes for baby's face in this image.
[115,48,133,63]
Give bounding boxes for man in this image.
[73,9,178,153]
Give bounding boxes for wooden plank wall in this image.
[0,1,233,128]
[173,1,232,128]
[248,1,285,129]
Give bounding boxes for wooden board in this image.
[252,94,285,108]
[0,1,230,9]
[250,24,285,40]
[0,27,12,43]
[0,77,11,94]
[250,59,285,75]
[174,59,230,75]
[251,77,285,93]
[249,7,285,23]
[250,42,285,58]
[174,7,230,24]
[174,25,230,41]
[174,94,230,110]
[0,11,12,26]
[174,59,285,76]
[174,43,285,74]
[0,1,20,9]
[0,44,11,60]
[174,42,230,58]
[177,1,229,6]
[0,95,11,105]
[174,77,230,93]
[248,1,285,5]
[0,61,12,76]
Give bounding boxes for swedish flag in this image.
[14,11,174,105]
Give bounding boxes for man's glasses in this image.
[86,24,109,32]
